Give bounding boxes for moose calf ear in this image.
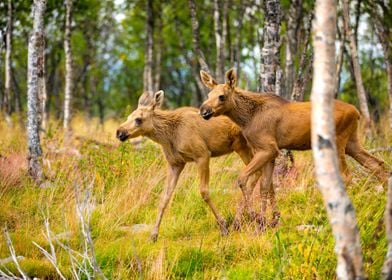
[225,68,237,88]
[138,91,153,108]
[153,90,165,108]
[200,70,217,89]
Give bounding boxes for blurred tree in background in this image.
[0,0,391,126]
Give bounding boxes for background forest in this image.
[1,0,391,121]
[0,0,392,279]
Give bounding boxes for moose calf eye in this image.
[135,118,142,126]
[219,95,225,102]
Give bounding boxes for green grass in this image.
[0,115,391,279]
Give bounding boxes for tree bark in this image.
[63,0,73,131]
[371,8,392,130]
[27,0,46,183]
[189,0,211,74]
[335,17,346,97]
[311,0,365,278]
[342,0,371,127]
[234,0,245,79]
[143,0,154,93]
[284,0,302,99]
[153,3,162,93]
[382,175,392,279]
[214,0,225,82]
[258,0,281,94]
[291,14,313,101]
[4,0,12,117]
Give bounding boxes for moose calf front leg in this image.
[236,149,277,190]
[197,157,229,236]
[233,172,260,231]
[151,163,185,242]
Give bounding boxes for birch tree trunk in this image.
[291,14,313,101]
[382,175,392,279]
[234,0,245,79]
[153,4,162,93]
[189,0,211,98]
[284,0,302,99]
[189,0,210,74]
[342,0,371,128]
[372,12,392,130]
[63,0,73,131]
[335,17,346,97]
[214,0,225,82]
[4,0,12,117]
[143,0,154,93]
[27,0,46,183]
[258,0,281,94]
[311,0,365,278]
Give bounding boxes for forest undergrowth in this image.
[0,115,391,279]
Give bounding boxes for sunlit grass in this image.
[0,114,390,279]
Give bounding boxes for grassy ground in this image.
[0,115,391,279]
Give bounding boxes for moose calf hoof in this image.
[247,210,258,221]
[232,219,242,231]
[219,221,229,236]
[255,216,267,234]
[269,212,281,228]
[150,232,159,243]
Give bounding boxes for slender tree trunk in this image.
[189,0,211,74]
[143,0,154,93]
[335,17,346,97]
[214,0,225,82]
[258,0,281,94]
[342,0,371,127]
[63,0,73,131]
[311,0,365,278]
[372,13,392,130]
[153,4,162,93]
[189,0,211,99]
[234,0,245,79]
[284,0,302,99]
[27,0,46,183]
[291,14,313,101]
[4,0,12,117]
[382,175,392,279]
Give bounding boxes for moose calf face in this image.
[199,69,237,120]
[116,109,152,141]
[116,90,165,142]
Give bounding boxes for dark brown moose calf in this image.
[117,90,259,241]
[199,68,388,231]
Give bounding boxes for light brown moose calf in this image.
[116,90,257,241]
[199,68,389,231]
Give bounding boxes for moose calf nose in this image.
[116,129,124,140]
[199,105,213,120]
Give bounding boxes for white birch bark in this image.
[342,0,371,127]
[311,0,365,278]
[143,0,154,93]
[214,0,224,82]
[63,0,73,130]
[285,0,302,99]
[153,6,162,93]
[27,0,46,182]
[258,0,281,94]
[4,0,12,116]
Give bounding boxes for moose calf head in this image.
[199,68,237,120]
[116,90,164,141]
